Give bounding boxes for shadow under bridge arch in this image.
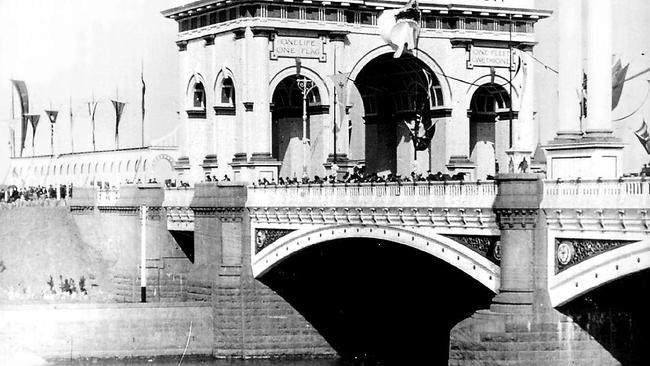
[253,224,500,363]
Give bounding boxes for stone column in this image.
[249,27,273,161]
[445,40,475,179]
[230,27,280,183]
[324,32,352,174]
[585,0,613,137]
[491,173,543,313]
[233,29,248,161]
[556,0,583,139]
[176,40,190,161]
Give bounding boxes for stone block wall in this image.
[0,304,213,360]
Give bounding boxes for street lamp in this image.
[296,78,316,179]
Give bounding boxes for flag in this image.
[87,100,98,151]
[111,100,126,148]
[10,80,30,156]
[45,110,58,124]
[26,114,40,151]
[10,80,29,114]
[612,58,630,110]
[634,119,650,155]
[141,69,146,128]
[377,0,421,58]
[87,101,98,120]
[329,72,350,106]
[295,58,302,76]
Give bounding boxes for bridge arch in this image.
[253,224,500,293]
[549,238,650,307]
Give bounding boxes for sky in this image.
[0,0,179,158]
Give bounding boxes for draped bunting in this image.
[11,80,30,157]
[634,120,650,155]
[45,110,58,124]
[111,100,126,149]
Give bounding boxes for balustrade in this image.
[542,178,650,209]
[247,181,498,209]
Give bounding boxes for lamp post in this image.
[296,78,316,178]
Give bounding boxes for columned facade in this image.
[163,1,548,184]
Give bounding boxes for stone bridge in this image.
[67,174,650,364]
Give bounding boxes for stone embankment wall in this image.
[0,303,212,359]
[0,185,335,360]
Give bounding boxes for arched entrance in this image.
[259,237,495,363]
[271,75,323,179]
[468,83,511,179]
[355,53,444,177]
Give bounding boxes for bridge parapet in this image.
[247,181,497,208]
[541,177,650,306]
[542,178,650,209]
[247,181,499,230]
[541,178,650,234]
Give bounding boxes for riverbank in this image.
[0,303,213,361]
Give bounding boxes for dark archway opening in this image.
[355,53,443,176]
[259,238,494,364]
[559,269,650,366]
[271,75,322,179]
[468,83,511,179]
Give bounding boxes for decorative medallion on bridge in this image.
[255,228,295,254]
[555,238,640,273]
[442,235,501,265]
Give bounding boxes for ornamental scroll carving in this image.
[555,238,639,273]
[255,228,296,254]
[442,234,501,265]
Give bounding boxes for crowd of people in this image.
[0,184,72,204]
[253,165,475,187]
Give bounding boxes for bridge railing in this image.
[96,188,120,206]
[247,181,498,208]
[542,177,650,209]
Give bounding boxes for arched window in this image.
[220,77,235,106]
[192,82,206,109]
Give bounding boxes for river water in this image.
[51,357,362,366]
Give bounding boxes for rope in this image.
[177,320,193,366]
[613,80,650,122]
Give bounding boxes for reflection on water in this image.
[50,357,360,366]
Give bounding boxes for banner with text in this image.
[271,36,326,62]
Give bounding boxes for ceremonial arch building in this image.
[162,0,549,184]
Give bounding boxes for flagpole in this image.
[141,60,145,148]
[70,96,75,153]
[11,81,15,158]
[333,47,337,165]
[508,13,514,149]
[115,88,119,150]
[50,101,54,156]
